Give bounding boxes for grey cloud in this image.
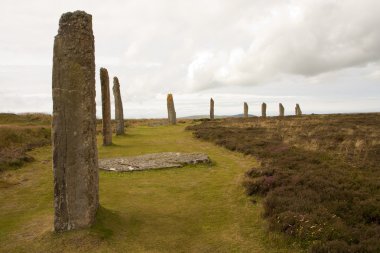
[0,0,379,116]
[187,0,380,90]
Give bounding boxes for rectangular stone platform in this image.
[99,152,210,172]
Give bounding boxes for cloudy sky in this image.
[0,0,379,118]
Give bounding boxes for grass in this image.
[0,113,52,171]
[0,113,51,126]
[0,121,302,252]
[188,113,380,252]
[0,126,51,171]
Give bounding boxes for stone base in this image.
[99,152,210,172]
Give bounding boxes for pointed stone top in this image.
[100,68,109,85]
[167,93,173,99]
[58,11,92,35]
[210,98,214,102]
[100,67,108,75]
[113,76,120,86]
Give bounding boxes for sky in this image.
[0,0,379,118]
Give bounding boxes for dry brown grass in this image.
[200,113,380,167]
[0,113,51,126]
[0,113,51,171]
[188,113,380,252]
[0,126,51,171]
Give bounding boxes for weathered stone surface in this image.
[167,93,176,125]
[261,103,267,118]
[52,11,99,232]
[244,102,248,118]
[100,68,112,145]
[279,103,285,117]
[295,104,302,116]
[113,77,124,135]
[210,98,214,120]
[99,152,210,172]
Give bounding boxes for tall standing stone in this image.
[244,102,249,118]
[167,93,176,125]
[210,98,214,120]
[100,68,112,145]
[295,104,302,116]
[279,103,285,117]
[52,11,99,232]
[261,103,267,118]
[113,77,124,135]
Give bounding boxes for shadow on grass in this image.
[44,206,133,244]
[113,132,141,138]
[90,205,124,240]
[100,142,123,148]
[90,205,146,242]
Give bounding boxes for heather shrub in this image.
[0,127,50,171]
[187,113,380,252]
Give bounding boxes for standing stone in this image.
[244,102,249,118]
[113,77,124,135]
[52,11,99,232]
[100,68,112,145]
[295,104,302,116]
[167,93,176,125]
[279,103,285,117]
[210,98,214,120]
[261,103,267,118]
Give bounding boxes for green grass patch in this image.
[0,122,302,252]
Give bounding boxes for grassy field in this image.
[0,120,302,252]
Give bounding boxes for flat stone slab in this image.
[99,152,210,172]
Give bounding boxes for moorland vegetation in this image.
[188,113,380,252]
